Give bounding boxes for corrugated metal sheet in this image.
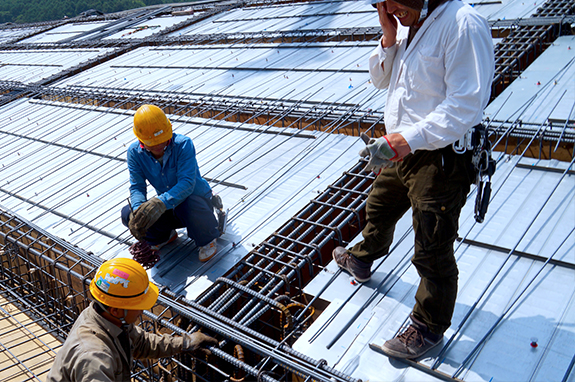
[19,22,111,44]
[104,15,197,39]
[53,42,385,109]
[172,2,378,36]
[468,0,547,22]
[0,27,41,44]
[0,0,573,380]
[0,48,112,84]
[299,154,574,382]
[0,97,364,299]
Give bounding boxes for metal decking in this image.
[300,154,575,382]
[0,0,573,381]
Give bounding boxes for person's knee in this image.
[412,250,459,279]
[120,205,131,227]
[175,195,216,229]
[177,195,212,214]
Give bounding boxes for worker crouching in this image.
[121,104,221,262]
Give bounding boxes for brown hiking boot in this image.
[332,246,372,283]
[381,315,443,359]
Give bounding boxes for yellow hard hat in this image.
[90,258,159,310]
[133,104,172,146]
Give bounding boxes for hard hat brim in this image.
[136,282,159,310]
[90,278,160,311]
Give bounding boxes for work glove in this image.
[359,133,397,175]
[128,197,166,240]
[183,332,219,357]
[128,211,145,240]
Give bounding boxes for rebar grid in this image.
[0,1,574,380]
[0,0,571,153]
[193,161,373,343]
[0,201,362,382]
[491,0,574,97]
[533,0,575,18]
[492,25,557,96]
[34,85,384,135]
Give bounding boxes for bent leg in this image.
[121,204,179,245]
[174,195,220,247]
[349,167,411,263]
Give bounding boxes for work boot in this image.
[150,230,178,251]
[332,246,372,283]
[199,239,217,262]
[380,315,443,359]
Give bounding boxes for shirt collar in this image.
[87,301,124,338]
[138,138,172,159]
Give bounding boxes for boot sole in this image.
[334,263,370,283]
[370,338,442,359]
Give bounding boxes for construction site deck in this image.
[0,0,573,381]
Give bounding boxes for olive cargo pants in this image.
[350,146,475,334]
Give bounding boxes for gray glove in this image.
[128,197,166,240]
[359,133,397,174]
[183,332,219,356]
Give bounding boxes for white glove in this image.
[359,133,397,174]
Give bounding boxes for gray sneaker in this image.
[332,246,372,283]
[381,316,443,359]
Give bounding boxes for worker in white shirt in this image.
[333,0,494,359]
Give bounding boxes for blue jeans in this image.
[122,195,220,247]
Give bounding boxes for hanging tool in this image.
[471,124,496,223]
[212,194,228,235]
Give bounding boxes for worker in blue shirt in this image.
[121,104,220,262]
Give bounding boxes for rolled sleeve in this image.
[130,325,184,359]
[369,38,397,89]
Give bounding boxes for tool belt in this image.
[453,123,496,223]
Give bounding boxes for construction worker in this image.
[333,0,494,359]
[121,104,221,262]
[47,258,218,381]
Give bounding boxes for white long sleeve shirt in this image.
[369,0,494,152]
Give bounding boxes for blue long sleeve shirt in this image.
[127,133,212,211]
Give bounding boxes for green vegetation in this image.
[0,0,195,24]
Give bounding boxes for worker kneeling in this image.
[121,104,221,262]
[47,258,218,381]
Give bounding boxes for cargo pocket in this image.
[411,190,464,263]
